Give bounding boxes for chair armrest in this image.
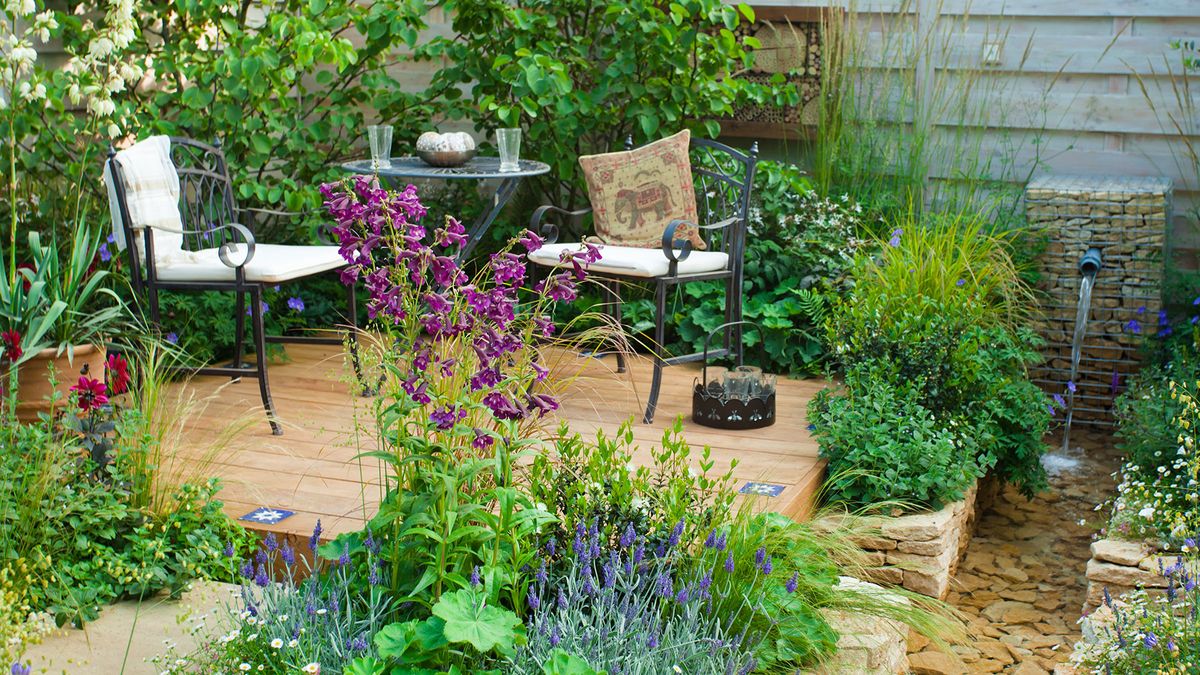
[660,216,739,273]
[529,205,592,244]
[177,223,256,268]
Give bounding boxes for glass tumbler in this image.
[497,127,522,172]
[723,371,753,402]
[368,124,393,170]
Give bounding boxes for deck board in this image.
[175,343,828,539]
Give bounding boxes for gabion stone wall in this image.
[1025,175,1171,426]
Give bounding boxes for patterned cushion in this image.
[578,130,705,250]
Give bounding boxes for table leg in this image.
[459,177,522,260]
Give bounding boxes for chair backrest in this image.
[107,136,240,288]
[687,138,759,262]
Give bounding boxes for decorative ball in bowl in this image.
[415,131,477,168]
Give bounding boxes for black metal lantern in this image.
[692,322,776,430]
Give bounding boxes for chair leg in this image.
[605,280,627,374]
[643,281,667,425]
[231,291,247,378]
[250,285,282,435]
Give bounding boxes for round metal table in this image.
[341,156,551,259]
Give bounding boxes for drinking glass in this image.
[497,127,522,172]
[368,124,393,170]
[723,371,753,402]
[760,374,778,397]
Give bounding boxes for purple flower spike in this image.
[310,520,323,551]
[281,542,296,566]
[755,547,766,566]
[470,565,482,588]
[264,532,278,552]
[786,571,799,593]
[724,552,735,573]
[254,563,269,587]
[620,523,636,549]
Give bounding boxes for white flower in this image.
[315,608,327,615]
[87,96,115,117]
[270,638,283,649]
[88,36,115,58]
[288,639,299,648]
[1138,506,1156,520]
[106,123,121,139]
[302,664,320,674]
[5,0,35,15]
[239,664,251,672]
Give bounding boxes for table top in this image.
[341,156,551,180]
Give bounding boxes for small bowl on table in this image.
[415,149,477,168]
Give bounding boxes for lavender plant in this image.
[159,525,390,674]
[509,520,764,674]
[1071,537,1200,673]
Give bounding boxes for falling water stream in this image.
[1061,271,1096,453]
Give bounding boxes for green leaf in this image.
[431,589,523,655]
[374,620,418,660]
[344,656,387,675]
[541,649,605,674]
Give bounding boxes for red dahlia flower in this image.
[105,353,131,394]
[71,376,109,412]
[1,330,22,362]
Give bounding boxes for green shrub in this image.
[435,0,797,213]
[809,378,983,510]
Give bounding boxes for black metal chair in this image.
[528,136,758,424]
[105,137,358,435]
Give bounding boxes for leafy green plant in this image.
[528,419,738,562]
[433,0,797,214]
[30,224,127,353]
[809,378,984,510]
[369,587,525,672]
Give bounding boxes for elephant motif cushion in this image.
[578,129,706,250]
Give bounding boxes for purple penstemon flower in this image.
[430,405,466,430]
[519,229,545,253]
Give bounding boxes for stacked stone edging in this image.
[1082,538,1175,613]
[808,577,910,675]
[847,477,998,599]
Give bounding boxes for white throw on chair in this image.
[104,135,355,435]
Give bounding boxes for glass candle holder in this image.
[723,371,754,402]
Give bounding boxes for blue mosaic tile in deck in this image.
[239,507,296,525]
[739,482,785,497]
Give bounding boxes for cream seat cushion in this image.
[528,242,728,279]
[154,244,346,283]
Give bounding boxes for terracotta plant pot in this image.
[9,343,107,422]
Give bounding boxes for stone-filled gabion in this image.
[1025,175,1172,426]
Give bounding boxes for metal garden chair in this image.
[105,136,357,435]
[528,135,759,424]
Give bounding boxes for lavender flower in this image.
[786,571,799,593]
[264,532,278,552]
[254,563,269,587]
[470,565,482,588]
[309,520,322,552]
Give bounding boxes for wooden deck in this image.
[176,343,828,540]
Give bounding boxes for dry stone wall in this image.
[845,479,998,600]
[1082,538,1175,614]
[1026,175,1171,426]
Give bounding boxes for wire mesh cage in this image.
[1026,174,1172,426]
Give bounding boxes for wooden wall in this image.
[752,0,1200,263]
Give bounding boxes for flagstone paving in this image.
[906,428,1125,674]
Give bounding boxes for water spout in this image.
[1078,247,1102,277]
[1061,247,1102,452]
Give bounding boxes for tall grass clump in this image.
[853,209,1038,328]
[812,0,1066,230]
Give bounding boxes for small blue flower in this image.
[1144,631,1158,649]
[1138,305,1146,315]
[724,552,735,573]
[166,332,179,344]
[888,228,902,247]
[755,547,766,565]
[955,278,965,287]
[786,571,799,593]
[11,663,31,675]
[287,296,305,313]
[470,565,481,588]
[1067,380,1076,394]
[761,556,773,575]
[98,242,111,262]
[1126,318,1141,334]
[246,301,269,316]
[281,542,295,566]
[1052,393,1066,408]
[549,625,561,647]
